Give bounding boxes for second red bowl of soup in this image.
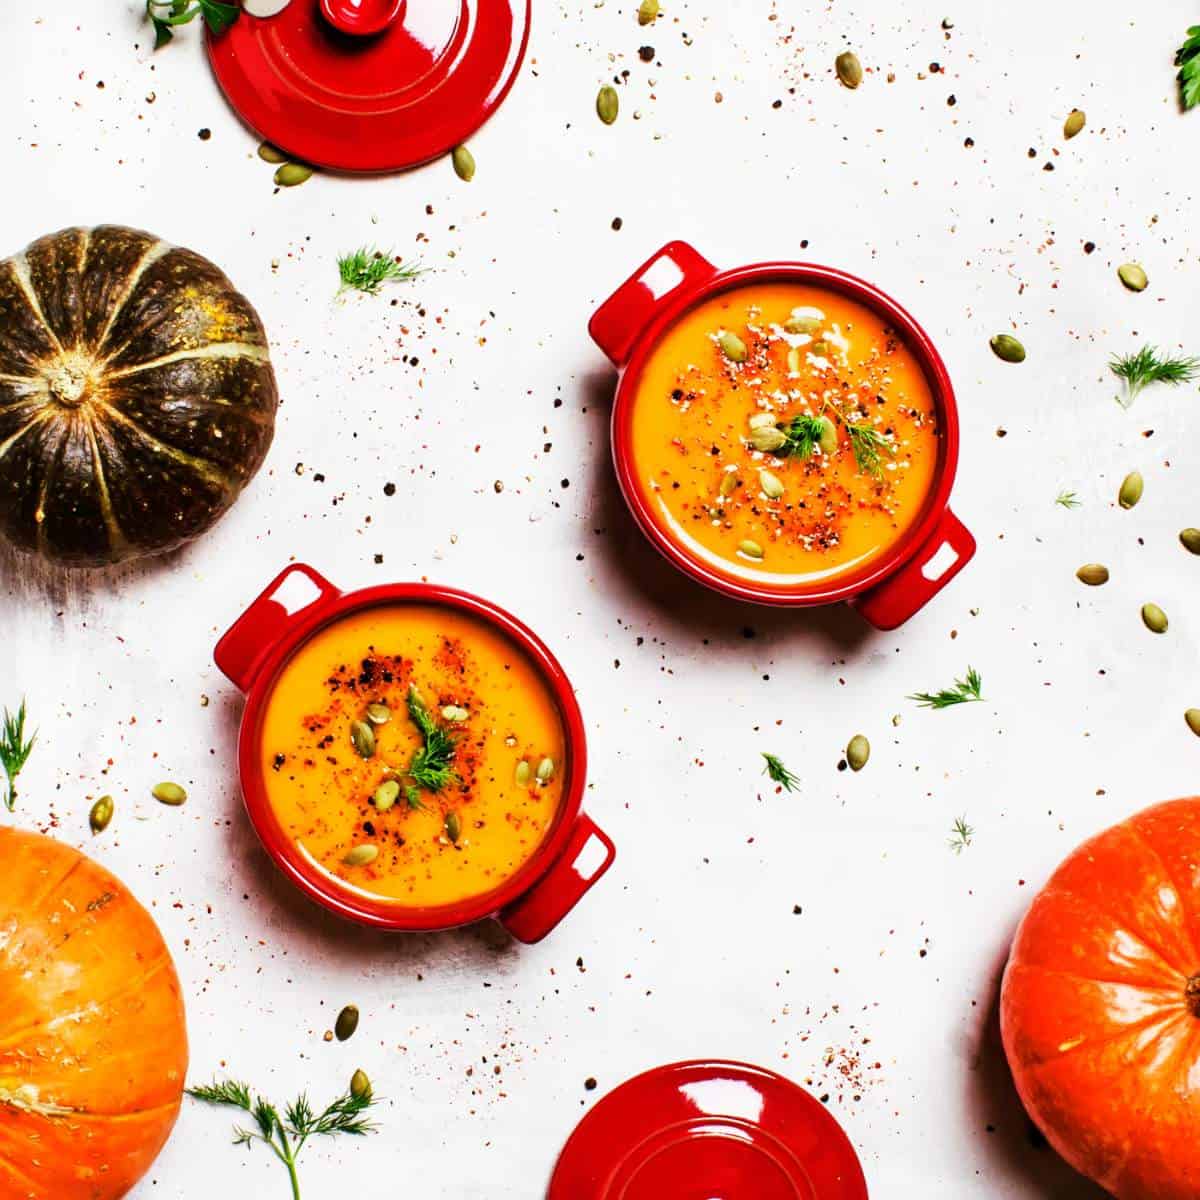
[590,241,975,628]
[214,564,615,943]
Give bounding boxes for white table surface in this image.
[3,1,1198,1196]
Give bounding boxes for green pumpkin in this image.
[0,225,278,566]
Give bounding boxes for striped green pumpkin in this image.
[0,226,277,566]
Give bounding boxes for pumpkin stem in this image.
[44,354,94,408]
[1187,975,1200,1017]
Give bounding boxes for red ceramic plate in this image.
[206,0,531,172]
[549,1060,868,1200]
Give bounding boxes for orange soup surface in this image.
[628,282,942,588]
[258,605,565,910]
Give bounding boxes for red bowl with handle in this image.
[214,563,615,943]
[589,241,976,630]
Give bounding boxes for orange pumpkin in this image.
[0,828,188,1199]
[1001,797,1200,1199]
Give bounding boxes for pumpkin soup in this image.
[258,605,565,909]
[628,281,941,587]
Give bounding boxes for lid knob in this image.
[319,0,405,36]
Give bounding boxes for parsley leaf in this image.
[1177,25,1200,110]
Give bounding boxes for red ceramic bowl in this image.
[589,241,976,630]
[214,563,615,943]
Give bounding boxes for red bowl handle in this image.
[851,508,975,630]
[589,240,719,369]
[499,814,615,943]
[214,563,343,693]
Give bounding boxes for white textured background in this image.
[3,1,1198,1196]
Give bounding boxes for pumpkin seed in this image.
[597,85,619,125]
[445,810,461,843]
[1118,470,1143,509]
[536,756,556,784]
[816,416,838,456]
[759,469,785,500]
[749,426,788,453]
[350,1069,372,1100]
[637,0,659,24]
[372,780,400,812]
[1180,528,1200,555]
[350,720,376,759]
[718,331,748,362]
[89,795,114,834]
[810,339,829,357]
[335,1005,360,1042]
[784,312,823,335]
[1117,262,1148,292]
[274,162,313,187]
[739,539,765,560]
[451,144,475,182]
[719,470,739,498]
[152,781,187,806]
[1186,709,1200,737]
[1063,109,1086,139]
[786,347,801,374]
[846,734,870,771]
[257,142,287,163]
[989,333,1026,363]
[342,844,378,867]
[1075,563,1109,586]
[748,412,777,430]
[365,702,391,725]
[441,705,470,723]
[835,51,863,89]
[515,759,532,787]
[1141,602,1168,634]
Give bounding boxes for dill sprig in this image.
[909,667,984,710]
[1,700,36,812]
[761,753,800,792]
[1109,345,1200,408]
[948,816,974,854]
[145,0,238,49]
[336,247,426,296]
[188,1077,377,1199]
[778,414,829,459]
[1055,490,1081,509]
[1177,25,1200,110]
[403,686,458,808]
[843,420,893,478]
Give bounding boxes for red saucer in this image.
[206,0,531,172]
[549,1061,869,1200]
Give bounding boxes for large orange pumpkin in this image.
[1001,797,1200,1199]
[0,828,188,1199]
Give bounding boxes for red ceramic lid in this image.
[549,1060,869,1200]
[206,0,531,173]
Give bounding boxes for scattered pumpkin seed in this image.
[372,780,400,812]
[810,339,829,357]
[445,810,461,843]
[1141,603,1168,634]
[1186,709,1200,737]
[441,705,470,723]
[1063,109,1086,139]
[718,331,748,362]
[515,759,532,787]
[152,781,187,806]
[749,426,788,453]
[1117,262,1148,292]
[835,51,863,89]
[335,1005,360,1041]
[451,144,475,182]
[1180,528,1200,555]
[273,162,313,187]
[637,0,659,24]
[759,469,785,500]
[816,416,838,456]
[350,719,376,759]
[257,142,287,163]
[989,333,1026,363]
[536,757,556,784]
[748,412,777,430]
[342,844,378,868]
[1118,470,1143,509]
[719,470,739,498]
[846,734,870,771]
[786,347,801,374]
[784,311,823,334]
[350,1069,372,1100]
[597,85,619,125]
[1075,563,1109,586]
[739,539,765,560]
[89,795,113,834]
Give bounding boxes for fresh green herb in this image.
[403,686,458,808]
[145,0,239,48]
[948,816,974,854]
[336,247,426,296]
[1177,26,1200,110]
[909,667,984,710]
[761,753,800,792]
[843,420,893,477]
[1109,345,1200,408]
[1055,490,1081,509]
[777,414,829,459]
[1,700,36,812]
[188,1078,377,1200]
